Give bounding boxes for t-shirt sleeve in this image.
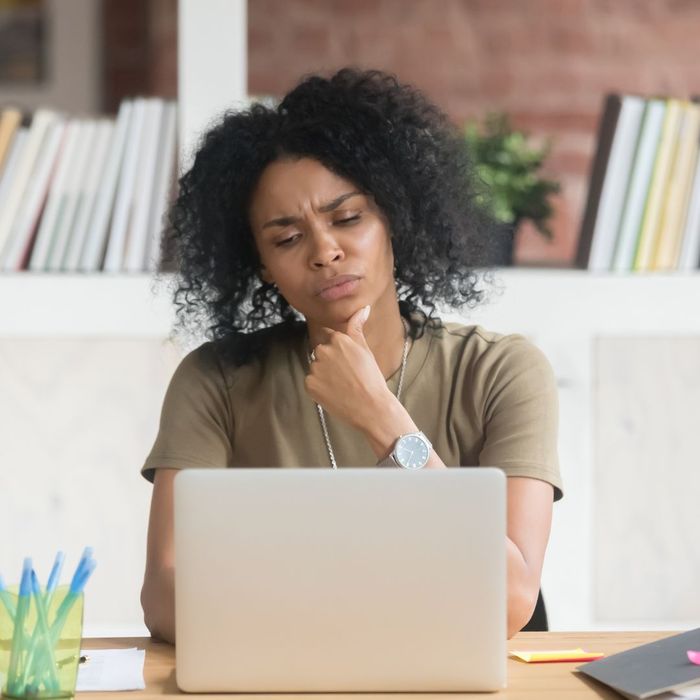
[476,335,563,501]
[141,342,234,482]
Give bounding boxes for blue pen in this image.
[7,558,32,696]
[0,573,18,620]
[50,557,96,643]
[45,551,65,606]
[29,569,60,693]
[19,551,65,691]
[78,547,93,569]
[68,548,92,592]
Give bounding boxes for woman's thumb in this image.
[348,304,371,338]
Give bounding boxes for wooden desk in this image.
[82,631,674,699]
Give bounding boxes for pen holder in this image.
[0,585,84,699]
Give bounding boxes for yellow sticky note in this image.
[510,648,605,663]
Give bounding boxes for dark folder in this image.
[577,628,700,699]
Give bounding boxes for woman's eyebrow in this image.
[262,191,362,229]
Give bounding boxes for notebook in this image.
[174,467,507,692]
[577,627,700,699]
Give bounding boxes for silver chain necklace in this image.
[307,318,410,469]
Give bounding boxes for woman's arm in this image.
[358,398,554,636]
[305,314,556,637]
[359,398,553,637]
[505,476,553,637]
[141,468,178,644]
[363,408,553,637]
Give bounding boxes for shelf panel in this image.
[1,270,699,336]
[0,274,175,336]
[448,269,700,336]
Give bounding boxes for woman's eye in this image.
[335,214,361,225]
[276,234,301,247]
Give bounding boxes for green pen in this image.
[19,551,65,691]
[27,569,60,693]
[49,556,95,644]
[0,573,17,620]
[7,558,32,696]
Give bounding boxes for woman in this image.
[140,68,562,644]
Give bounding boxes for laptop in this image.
[174,467,506,692]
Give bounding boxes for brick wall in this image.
[103,0,700,265]
[102,0,177,114]
[247,0,700,265]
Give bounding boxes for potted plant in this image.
[464,113,560,264]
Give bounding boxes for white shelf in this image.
[455,268,700,336]
[0,274,174,336]
[1,270,699,337]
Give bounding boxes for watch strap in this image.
[377,453,400,468]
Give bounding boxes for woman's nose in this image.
[309,227,344,268]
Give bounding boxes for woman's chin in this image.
[305,299,367,327]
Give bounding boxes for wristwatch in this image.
[377,431,432,470]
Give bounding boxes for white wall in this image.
[178,0,248,168]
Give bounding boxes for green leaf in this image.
[464,112,559,239]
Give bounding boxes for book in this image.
[633,99,684,271]
[0,108,22,173]
[145,101,178,271]
[0,119,66,271]
[29,120,82,271]
[0,110,60,259]
[586,95,645,271]
[577,627,700,699]
[62,119,115,272]
[612,100,667,272]
[46,120,99,271]
[0,128,28,221]
[652,102,700,270]
[124,98,165,272]
[576,95,623,269]
[79,100,134,272]
[103,98,148,272]
[677,143,700,270]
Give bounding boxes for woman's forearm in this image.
[358,395,540,637]
[141,565,176,644]
[506,536,539,638]
[358,392,445,467]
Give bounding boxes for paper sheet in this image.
[674,682,700,699]
[76,648,145,692]
[510,647,605,663]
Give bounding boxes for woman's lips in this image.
[317,277,361,301]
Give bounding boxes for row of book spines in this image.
[0,97,177,273]
[577,94,700,272]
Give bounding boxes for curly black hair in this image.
[164,67,504,365]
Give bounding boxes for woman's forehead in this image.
[251,157,360,214]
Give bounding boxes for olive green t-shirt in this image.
[142,322,563,500]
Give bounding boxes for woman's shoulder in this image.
[178,322,307,385]
[427,320,552,376]
[432,320,531,352]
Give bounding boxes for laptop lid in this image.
[174,468,506,692]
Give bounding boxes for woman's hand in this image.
[304,305,394,432]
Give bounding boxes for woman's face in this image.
[249,157,396,326]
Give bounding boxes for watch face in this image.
[395,434,430,469]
